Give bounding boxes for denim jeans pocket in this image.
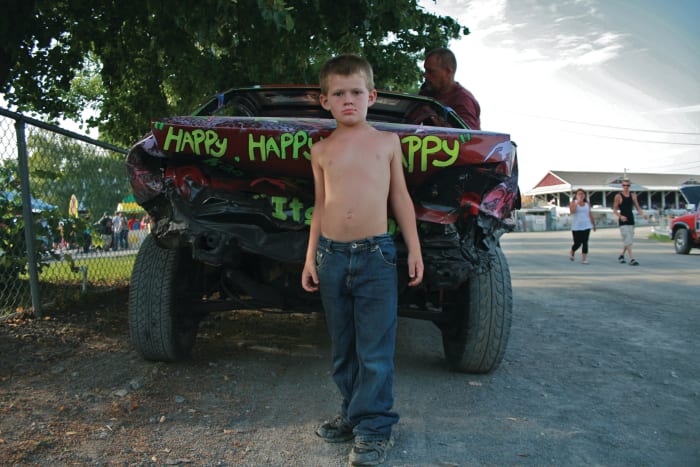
[373,242,397,267]
[316,248,329,271]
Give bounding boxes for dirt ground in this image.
[1,227,698,466]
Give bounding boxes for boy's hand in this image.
[407,252,424,287]
[301,262,319,292]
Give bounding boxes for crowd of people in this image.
[95,211,150,252]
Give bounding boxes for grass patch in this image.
[6,254,135,316]
[39,254,136,284]
[648,233,672,243]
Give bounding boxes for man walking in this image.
[612,180,648,266]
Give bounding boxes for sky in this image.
[419,0,700,190]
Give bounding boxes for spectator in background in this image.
[141,214,151,233]
[112,211,121,251]
[119,212,129,249]
[55,221,67,251]
[83,225,92,253]
[95,211,113,251]
[613,180,648,266]
[420,47,481,130]
[569,188,596,264]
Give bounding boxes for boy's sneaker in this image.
[629,259,640,266]
[348,435,394,466]
[618,255,626,264]
[315,416,354,443]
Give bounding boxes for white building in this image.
[518,171,700,231]
[526,171,700,210]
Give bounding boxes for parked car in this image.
[670,185,700,254]
[126,86,520,373]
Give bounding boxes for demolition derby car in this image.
[126,86,520,373]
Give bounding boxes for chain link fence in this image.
[1,108,139,316]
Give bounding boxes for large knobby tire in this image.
[129,234,199,361]
[441,247,512,373]
[674,229,691,254]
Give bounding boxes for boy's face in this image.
[320,73,376,125]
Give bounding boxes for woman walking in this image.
[569,188,596,264]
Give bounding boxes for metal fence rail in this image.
[1,107,135,316]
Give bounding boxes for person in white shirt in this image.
[569,188,596,264]
[112,212,122,251]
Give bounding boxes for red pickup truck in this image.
[670,185,700,254]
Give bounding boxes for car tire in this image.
[440,246,512,373]
[673,229,691,254]
[129,234,199,361]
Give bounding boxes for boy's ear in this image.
[319,94,330,110]
[367,89,377,107]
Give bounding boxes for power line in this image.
[515,112,700,136]
[632,155,700,171]
[557,128,700,146]
[636,161,700,172]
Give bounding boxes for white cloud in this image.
[572,43,623,66]
[650,104,700,115]
[418,0,700,189]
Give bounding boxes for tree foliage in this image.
[25,131,129,219]
[1,0,467,147]
[0,163,90,284]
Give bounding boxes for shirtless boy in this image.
[301,54,423,466]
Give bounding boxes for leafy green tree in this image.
[0,163,60,285]
[1,0,467,146]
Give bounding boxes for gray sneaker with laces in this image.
[315,416,354,443]
[348,435,394,466]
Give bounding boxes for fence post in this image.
[15,119,42,316]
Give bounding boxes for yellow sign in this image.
[69,194,79,217]
[117,202,144,213]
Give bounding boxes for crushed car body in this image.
[126,86,520,373]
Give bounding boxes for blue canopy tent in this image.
[1,191,57,213]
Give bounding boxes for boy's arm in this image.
[301,147,325,292]
[388,134,423,286]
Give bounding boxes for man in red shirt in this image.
[420,48,481,130]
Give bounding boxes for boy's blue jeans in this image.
[316,233,399,441]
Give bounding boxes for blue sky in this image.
[420,0,700,190]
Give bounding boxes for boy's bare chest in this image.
[325,147,389,176]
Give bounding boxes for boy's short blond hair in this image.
[319,54,375,95]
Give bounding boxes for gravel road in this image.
[1,226,698,466]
